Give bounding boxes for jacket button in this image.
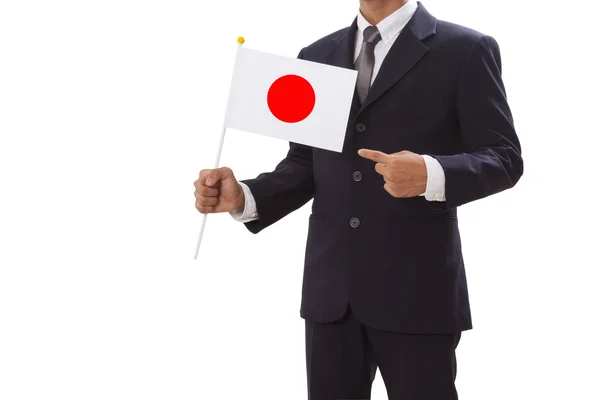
[352,171,363,182]
[355,122,366,133]
[349,217,360,228]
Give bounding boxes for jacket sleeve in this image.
[239,48,315,234]
[429,35,523,210]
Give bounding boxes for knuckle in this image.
[196,204,211,213]
[384,184,400,198]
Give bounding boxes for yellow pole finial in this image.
[237,36,245,45]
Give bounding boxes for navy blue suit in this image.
[240,2,522,398]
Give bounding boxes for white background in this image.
[0,0,598,399]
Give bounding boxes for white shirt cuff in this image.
[229,182,259,222]
[419,155,446,202]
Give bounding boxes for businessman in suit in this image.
[194,0,523,398]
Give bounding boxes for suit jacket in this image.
[240,2,523,334]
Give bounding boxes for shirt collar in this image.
[356,0,418,44]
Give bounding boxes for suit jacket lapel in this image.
[324,18,361,116]
[360,2,437,112]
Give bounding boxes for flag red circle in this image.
[267,75,316,123]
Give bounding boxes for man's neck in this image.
[359,0,409,25]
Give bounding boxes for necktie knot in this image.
[363,25,382,46]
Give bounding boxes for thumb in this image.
[206,167,232,186]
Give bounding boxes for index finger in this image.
[358,149,391,164]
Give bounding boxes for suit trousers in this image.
[305,306,461,400]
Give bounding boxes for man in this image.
[194,0,523,398]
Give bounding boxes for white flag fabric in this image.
[224,47,358,153]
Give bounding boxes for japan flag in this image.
[224,47,358,152]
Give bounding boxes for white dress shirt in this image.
[231,0,445,222]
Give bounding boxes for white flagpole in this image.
[193,37,245,260]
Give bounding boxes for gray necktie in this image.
[354,25,382,105]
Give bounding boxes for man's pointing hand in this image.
[358,149,428,198]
